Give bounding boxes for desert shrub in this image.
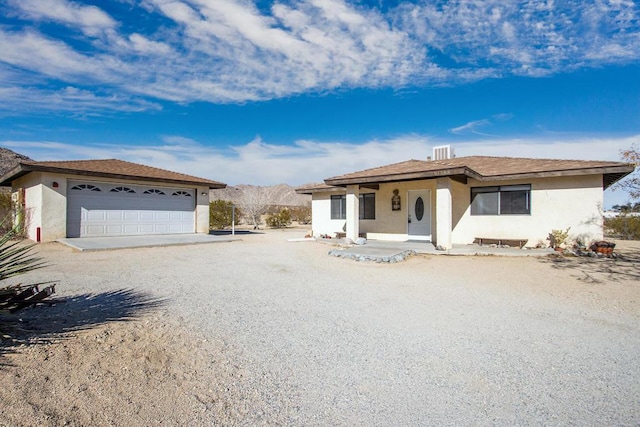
[605,215,640,240]
[266,208,291,228]
[289,205,311,224]
[0,192,14,235]
[209,200,241,230]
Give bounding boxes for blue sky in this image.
[0,0,639,207]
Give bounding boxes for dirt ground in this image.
[0,310,265,426]
[1,234,638,426]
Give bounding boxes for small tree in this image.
[615,143,640,200]
[235,186,287,229]
[209,200,241,230]
[605,214,640,240]
[266,208,292,229]
[290,204,312,225]
[0,192,14,235]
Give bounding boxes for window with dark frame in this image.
[359,193,375,220]
[471,185,530,215]
[331,195,346,220]
[330,193,376,220]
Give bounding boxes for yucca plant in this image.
[0,227,54,314]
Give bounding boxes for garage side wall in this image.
[13,173,42,242]
[41,173,69,241]
[12,173,69,242]
[195,186,210,234]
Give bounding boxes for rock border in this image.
[328,249,417,263]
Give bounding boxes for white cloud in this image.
[394,0,640,76]
[9,0,116,36]
[128,34,172,55]
[450,114,514,136]
[449,119,492,135]
[0,86,161,116]
[0,0,639,111]
[0,30,128,83]
[4,134,638,208]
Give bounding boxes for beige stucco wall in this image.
[310,174,605,246]
[310,181,438,240]
[12,173,211,242]
[310,193,349,237]
[451,175,604,247]
[195,186,211,234]
[13,172,45,242]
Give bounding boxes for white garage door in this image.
[67,181,195,238]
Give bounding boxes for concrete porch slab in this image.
[318,238,553,262]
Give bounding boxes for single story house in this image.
[296,154,635,249]
[0,159,226,242]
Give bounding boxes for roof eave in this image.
[324,166,476,186]
[0,164,28,187]
[0,163,226,189]
[475,165,636,184]
[324,165,635,187]
[295,185,344,194]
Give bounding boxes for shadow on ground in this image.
[538,250,640,283]
[0,289,166,366]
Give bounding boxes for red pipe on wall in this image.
[36,227,41,243]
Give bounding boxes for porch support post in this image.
[436,177,453,250]
[345,185,360,241]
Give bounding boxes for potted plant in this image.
[548,227,570,251]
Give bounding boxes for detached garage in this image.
[0,159,226,242]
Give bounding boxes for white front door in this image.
[408,190,431,241]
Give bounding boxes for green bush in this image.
[605,215,640,240]
[0,192,26,237]
[266,208,292,229]
[289,205,311,224]
[209,200,241,230]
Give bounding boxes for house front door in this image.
[408,190,431,241]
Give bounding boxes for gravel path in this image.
[18,230,640,425]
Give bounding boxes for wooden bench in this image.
[474,237,528,248]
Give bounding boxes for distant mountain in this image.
[210,183,310,207]
[0,148,32,177]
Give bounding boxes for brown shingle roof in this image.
[295,182,342,194]
[324,156,635,189]
[0,159,226,189]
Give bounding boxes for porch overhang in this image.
[324,164,634,190]
[324,167,475,187]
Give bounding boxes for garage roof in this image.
[0,159,227,189]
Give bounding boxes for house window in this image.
[330,193,376,220]
[359,193,375,220]
[331,195,346,220]
[471,185,530,215]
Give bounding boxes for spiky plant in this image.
[0,227,54,314]
[0,229,45,280]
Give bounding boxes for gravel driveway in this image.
[20,230,640,425]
